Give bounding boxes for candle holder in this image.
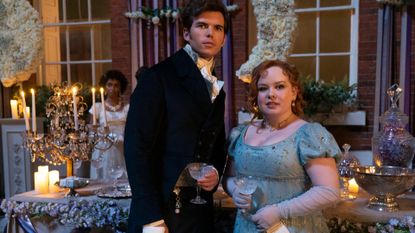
[22,83,114,176]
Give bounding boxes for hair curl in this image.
[247,60,305,119]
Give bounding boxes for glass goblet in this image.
[234,175,257,214]
[187,162,209,204]
[108,164,124,189]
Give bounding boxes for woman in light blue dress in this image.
[223,60,341,233]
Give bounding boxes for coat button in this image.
[198,141,202,145]
[212,132,216,136]
[196,154,201,159]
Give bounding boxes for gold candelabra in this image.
[22,83,114,176]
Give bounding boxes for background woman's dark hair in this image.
[99,69,128,94]
[247,60,305,119]
[181,0,229,33]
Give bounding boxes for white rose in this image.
[151,16,160,25]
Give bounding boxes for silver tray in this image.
[96,185,132,199]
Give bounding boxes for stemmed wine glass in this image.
[234,175,257,214]
[108,156,125,189]
[187,162,213,204]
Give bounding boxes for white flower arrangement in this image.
[376,0,406,5]
[1,199,129,230]
[124,4,239,25]
[0,0,43,87]
[235,0,297,83]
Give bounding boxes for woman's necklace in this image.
[104,100,122,112]
[261,113,295,131]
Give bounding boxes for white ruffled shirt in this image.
[183,44,224,102]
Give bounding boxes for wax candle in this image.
[38,165,49,174]
[30,89,37,134]
[10,100,19,119]
[91,88,97,125]
[72,87,79,130]
[348,178,359,194]
[49,170,60,193]
[25,107,30,118]
[100,87,108,127]
[35,166,49,194]
[20,91,30,131]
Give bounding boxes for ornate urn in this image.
[372,84,415,168]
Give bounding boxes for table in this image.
[2,182,130,233]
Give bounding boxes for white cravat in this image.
[197,58,224,102]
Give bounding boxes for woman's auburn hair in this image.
[247,60,305,119]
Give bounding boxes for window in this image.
[36,0,111,86]
[288,0,359,85]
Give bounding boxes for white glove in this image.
[225,177,252,210]
[250,204,279,230]
[251,186,339,230]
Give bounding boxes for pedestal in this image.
[0,118,43,198]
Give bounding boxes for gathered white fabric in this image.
[183,43,223,102]
[199,66,224,102]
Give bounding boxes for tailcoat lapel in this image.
[172,49,213,111]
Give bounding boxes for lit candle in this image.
[91,88,97,125]
[35,165,49,194]
[10,100,19,119]
[348,178,359,194]
[38,165,49,174]
[26,107,30,118]
[48,170,60,193]
[72,87,79,130]
[30,89,37,134]
[100,87,108,127]
[20,91,30,131]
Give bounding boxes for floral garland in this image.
[327,217,415,233]
[376,0,407,5]
[1,199,129,230]
[235,0,297,83]
[124,4,239,25]
[0,0,43,87]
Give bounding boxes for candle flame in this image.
[91,87,96,93]
[30,88,35,94]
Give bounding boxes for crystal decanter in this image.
[372,84,415,168]
[338,144,360,200]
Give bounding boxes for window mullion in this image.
[62,0,71,85]
[316,0,320,81]
[87,0,96,86]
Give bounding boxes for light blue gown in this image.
[228,122,341,233]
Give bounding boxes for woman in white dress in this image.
[89,70,130,181]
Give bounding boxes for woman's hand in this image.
[251,204,280,230]
[231,189,252,210]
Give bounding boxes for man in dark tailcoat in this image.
[124,0,229,232]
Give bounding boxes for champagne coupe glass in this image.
[187,162,210,204]
[234,175,257,214]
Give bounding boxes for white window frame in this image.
[290,0,359,86]
[39,0,112,86]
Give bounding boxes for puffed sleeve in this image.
[227,124,246,158]
[296,123,341,165]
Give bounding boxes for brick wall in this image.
[110,0,132,99]
[110,0,414,150]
